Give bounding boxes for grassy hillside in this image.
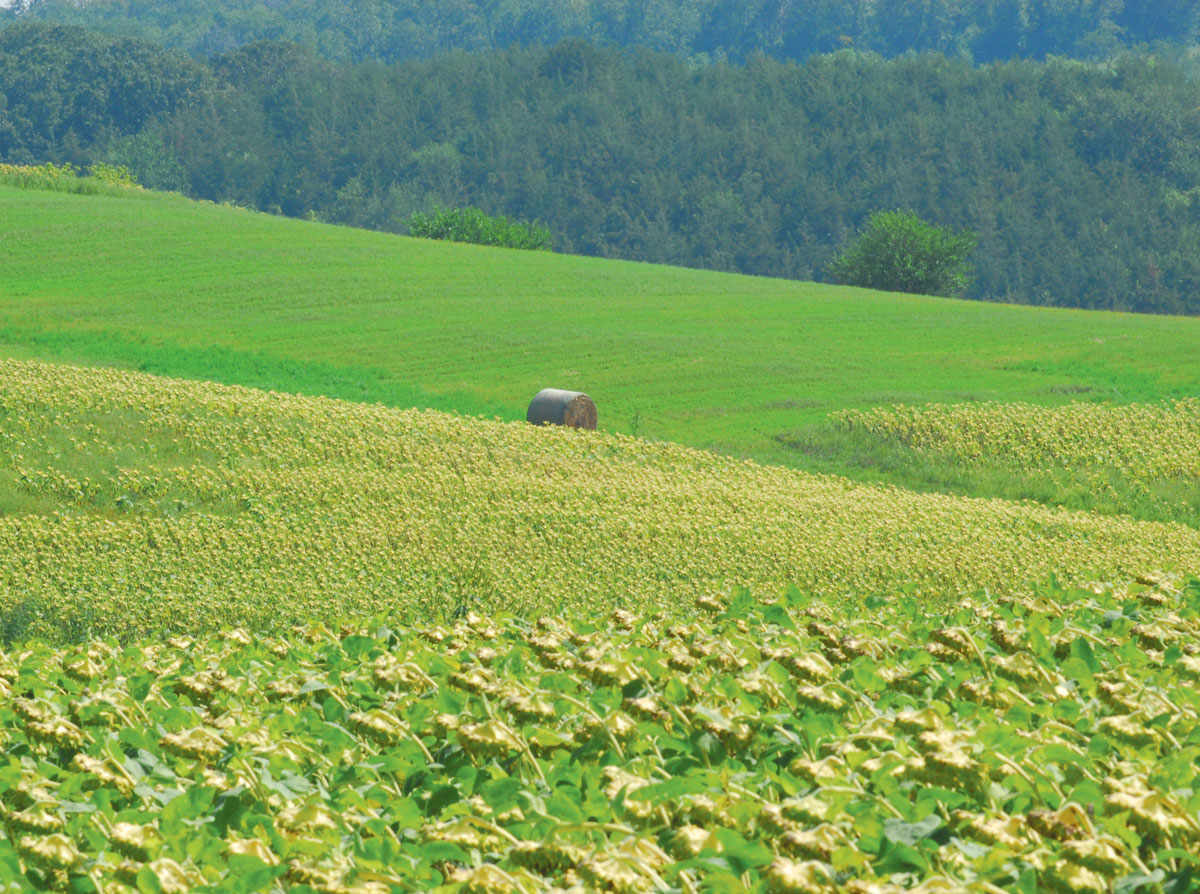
[4,358,1200,645]
[4,186,1200,477]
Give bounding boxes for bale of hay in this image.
[527,388,597,430]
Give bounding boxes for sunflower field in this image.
[833,401,1200,483]
[832,400,1200,526]
[2,360,1200,643]
[1,576,1198,893]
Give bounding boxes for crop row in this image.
[3,360,1200,643]
[1,575,1198,892]
[833,399,1200,485]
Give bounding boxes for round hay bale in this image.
[527,388,597,430]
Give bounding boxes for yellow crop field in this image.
[834,400,1200,481]
[833,400,1200,526]
[2,359,1200,644]
[2,576,1198,893]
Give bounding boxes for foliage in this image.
[0,162,141,195]
[3,358,1200,644]
[1,576,1199,892]
[0,161,78,187]
[85,162,139,188]
[99,129,187,192]
[3,26,1200,312]
[5,0,1200,64]
[408,207,552,251]
[0,22,212,165]
[826,210,976,298]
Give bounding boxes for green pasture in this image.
[3,185,1200,498]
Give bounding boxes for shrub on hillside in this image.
[828,210,977,298]
[407,207,552,251]
[0,161,140,192]
[88,162,140,187]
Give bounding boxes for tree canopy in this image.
[1,23,1199,314]
[4,0,1200,65]
[828,211,978,298]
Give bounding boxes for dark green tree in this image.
[827,210,977,298]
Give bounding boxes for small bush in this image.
[407,207,552,251]
[88,162,141,187]
[827,210,977,298]
[0,161,141,194]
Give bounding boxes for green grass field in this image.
[4,185,1200,484]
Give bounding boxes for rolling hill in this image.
[3,182,1200,894]
[4,184,1200,480]
[4,357,1200,645]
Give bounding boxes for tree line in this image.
[4,0,1199,65]
[1,22,1199,314]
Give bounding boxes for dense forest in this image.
[1,22,1199,313]
[4,0,1199,64]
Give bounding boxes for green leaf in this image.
[724,588,755,618]
[1068,637,1099,672]
[711,828,773,873]
[388,797,425,830]
[321,695,344,723]
[913,786,969,812]
[1166,870,1199,894]
[340,635,377,658]
[1060,658,1093,683]
[1115,870,1166,893]
[1042,744,1086,765]
[875,838,928,873]
[1015,869,1040,894]
[544,791,585,824]
[425,784,462,816]
[257,769,313,800]
[781,586,810,611]
[0,845,23,879]
[831,845,871,873]
[418,841,470,865]
[161,786,216,823]
[136,867,164,894]
[882,815,942,846]
[1005,703,1033,728]
[1102,812,1142,851]
[226,863,285,893]
[1052,699,1081,723]
[762,604,795,630]
[477,777,522,812]
[852,661,885,693]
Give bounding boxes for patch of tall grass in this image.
[0,161,146,197]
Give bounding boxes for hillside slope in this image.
[4,358,1200,644]
[4,187,1200,474]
